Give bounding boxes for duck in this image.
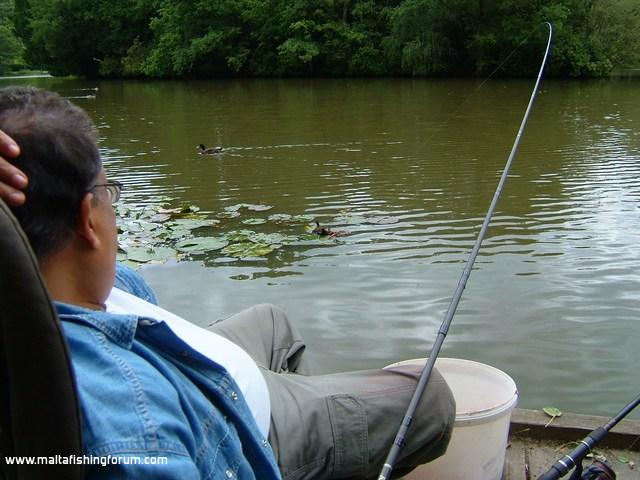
[311,221,335,237]
[198,144,224,155]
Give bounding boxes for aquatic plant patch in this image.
[115,200,394,268]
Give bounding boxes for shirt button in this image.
[225,469,234,478]
[262,439,269,447]
[230,391,238,401]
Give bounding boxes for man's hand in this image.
[0,129,27,206]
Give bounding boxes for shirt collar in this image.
[55,301,139,349]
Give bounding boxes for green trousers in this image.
[208,303,455,480]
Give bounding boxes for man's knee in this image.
[383,364,455,462]
[410,367,456,461]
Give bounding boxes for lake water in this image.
[2,75,639,420]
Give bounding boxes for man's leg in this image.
[207,304,455,479]
[263,364,455,480]
[206,303,312,374]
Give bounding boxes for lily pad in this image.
[222,242,274,258]
[168,218,219,230]
[249,232,288,245]
[226,203,273,212]
[246,204,273,212]
[125,246,178,263]
[149,213,172,223]
[175,237,229,253]
[227,230,255,242]
[216,210,241,219]
[268,213,314,224]
[242,218,267,225]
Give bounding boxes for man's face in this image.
[92,168,118,285]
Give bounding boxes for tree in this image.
[7,0,640,78]
[13,0,157,77]
[0,0,24,74]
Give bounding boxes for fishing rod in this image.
[378,21,554,480]
[538,393,640,480]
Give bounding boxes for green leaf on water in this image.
[268,213,314,224]
[246,204,273,212]
[227,230,255,242]
[168,218,219,230]
[175,237,229,253]
[149,213,172,223]
[125,246,178,263]
[221,242,274,258]
[242,218,267,225]
[617,456,629,464]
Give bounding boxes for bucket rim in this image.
[385,357,519,425]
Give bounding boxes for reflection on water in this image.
[2,76,639,419]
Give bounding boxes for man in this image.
[0,86,454,479]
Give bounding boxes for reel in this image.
[580,460,616,480]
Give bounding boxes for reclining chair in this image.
[0,198,83,479]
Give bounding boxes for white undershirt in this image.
[105,287,271,438]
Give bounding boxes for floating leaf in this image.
[175,237,229,253]
[224,204,245,212]
[618,456,629,464]
[124,246,178,264]
[227,230,255,242]
[149,213,171,223]
[216,210,241,219]
[242,218,267,225]
[268,213,292,223]
[246,204,272,212]
[226,203,273,212]
[168,218,218,230]
[268,213,314,224]
[250,232,288,245]
[162,229,191,241]
[222,242,274,258]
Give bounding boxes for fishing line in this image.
[423,21,553,146]
[378,21,554,480]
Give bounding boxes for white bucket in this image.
[385,357,518,480]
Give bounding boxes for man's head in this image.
[0,86,118,307]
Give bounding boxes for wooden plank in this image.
[510,408,640,451]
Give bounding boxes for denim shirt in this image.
[56,265,281,479]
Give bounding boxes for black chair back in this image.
[0,199,83,479]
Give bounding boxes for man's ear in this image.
[76,192,100,249]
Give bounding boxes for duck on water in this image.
[198,144,224,154]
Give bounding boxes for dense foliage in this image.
[0,0,24,74]
[5,0,640,78]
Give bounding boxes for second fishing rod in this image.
[378,22,555,480]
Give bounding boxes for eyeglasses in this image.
[90,180,122,205]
